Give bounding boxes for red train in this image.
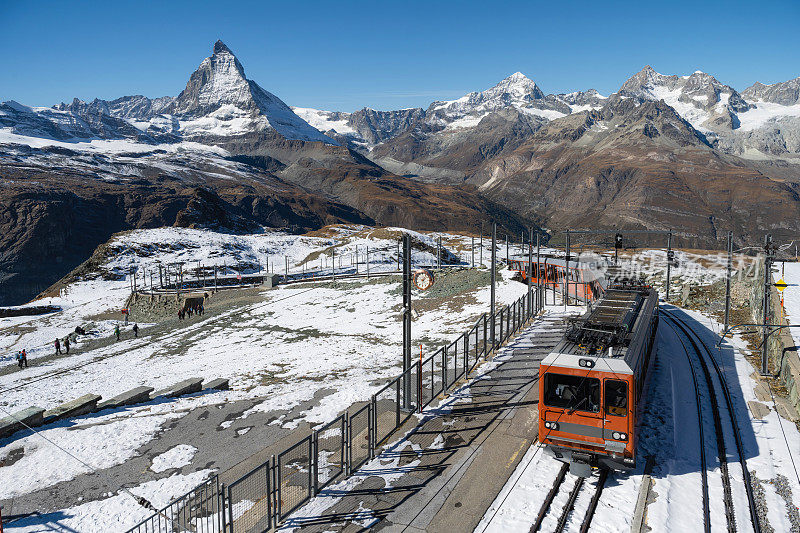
[538,283,659,476]
[508,256,607,302]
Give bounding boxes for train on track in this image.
[508,255,608,302]
[538,281,659,476]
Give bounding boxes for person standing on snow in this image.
[132,323,139,338]
[21,349,28,367]
[16,351,23,368]
[64,336,70,354]
[55,338,62,355]
[114,324,120,341]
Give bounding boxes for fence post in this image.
[463,333,468,375]
[226,483,234,533]
[370,396,376,459]
[312,430,319,496]
[344,411,350,475]
[442,344,448,390]
[499,308,503,347]
[308,437,314,502]
[271,454,278,528]
[396,378,401,428]
[483,314,488,358]
[417,360,422,413]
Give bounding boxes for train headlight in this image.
[544,421,559,431]
[579,359,595,368]
[612,432,627,441]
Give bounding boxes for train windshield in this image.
[543,373,600,413]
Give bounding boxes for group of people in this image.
[54,335,71,355]
[177,303,204,320]
[15,349,28,368]
[114,322,138,341]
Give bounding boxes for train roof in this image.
[540,286,658,375]
[508,255,606,270]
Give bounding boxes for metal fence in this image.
[127,287,542,533]
[126,475,225,533]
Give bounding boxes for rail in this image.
[663,311,761,533]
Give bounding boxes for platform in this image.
[281,312,572,532]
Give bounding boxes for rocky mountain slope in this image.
[469,95,800,248]
[0,42,531,305]
[3,40,800,304]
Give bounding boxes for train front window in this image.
[543,373,600,413]
[605,380,628,417]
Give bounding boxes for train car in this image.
[538,282,659,476]
[508,256,608,302]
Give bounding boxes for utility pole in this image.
[159,264,163,288]
[437,236,441,270]
[506,234,509,263]
[565,231,571,307]
[536,232,542,309]
[480,222,484,267]
[491,222,497,349]
[666,231,673,302]
[762,234,775,375]
[355,245,359,274]
[724,231,733,332]
[397,240,401,271]
[332,247,336,282]
[367,246,370,279]
[285,255,288,283]
[471,236,475,268]
[528,227,534,317]
[402,234,412,409]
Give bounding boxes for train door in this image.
[603,378,632,455]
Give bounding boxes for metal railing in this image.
[127,287,543,533]
[126,475,225,533]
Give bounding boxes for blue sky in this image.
[2,0,798,112]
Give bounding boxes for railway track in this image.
[663,310,761,533]
[529,464,609,533]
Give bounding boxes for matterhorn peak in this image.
[169,40,335,144]
[213,40,234,55]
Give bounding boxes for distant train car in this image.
[508,256,607,302]
[538,283,659,476]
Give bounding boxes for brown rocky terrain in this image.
[469,96,800,248]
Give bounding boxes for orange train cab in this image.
[538,284,659,476]
[509,256,607,303]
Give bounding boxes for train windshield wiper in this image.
[567,397,588,414]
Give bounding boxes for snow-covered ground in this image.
[0,224,528,531]
[478,306,800,532]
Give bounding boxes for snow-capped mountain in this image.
[743,77,800,105]
[291,73,607,153]
[427,72,570,126]
[161,41,333,143]
[617,66,800,161]
[618,66,751,131]
[291,106,425,146]
[0,41,334,148]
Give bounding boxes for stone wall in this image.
[749,257,800,417]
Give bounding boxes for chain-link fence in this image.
[314,415,345,492]
[277,436,313,521]
[348,402,372,474]
[226,460,272,533]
